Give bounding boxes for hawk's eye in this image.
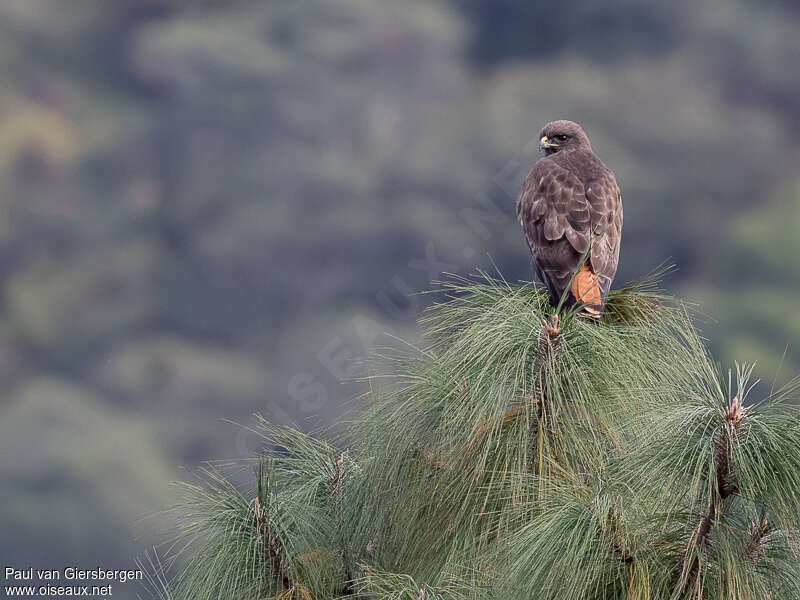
[555,134,569,142]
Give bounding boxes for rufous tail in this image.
[571,263,603,318]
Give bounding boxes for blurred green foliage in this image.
[0,0,798,593]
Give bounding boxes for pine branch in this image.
[606,507,633,565]
[742,515,771,563]
[680,396,745,593]
[254,496,292,589]
[465,310,562,453]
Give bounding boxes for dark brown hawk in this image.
[517,120,623,318]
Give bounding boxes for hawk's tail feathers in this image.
[571,263,603,318]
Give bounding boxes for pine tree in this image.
[151,274,800,600]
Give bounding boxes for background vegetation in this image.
[0,1,798,597]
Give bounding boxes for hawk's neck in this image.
[553,148,604,177]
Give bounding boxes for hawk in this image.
[517,120,623,320]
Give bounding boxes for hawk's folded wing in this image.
[585,173,623,299]
[517,161,591,303]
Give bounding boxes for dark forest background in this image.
[0,1,798,596]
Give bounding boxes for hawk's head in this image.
[538,120,591,156]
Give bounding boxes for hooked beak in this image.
[539,136,557,152]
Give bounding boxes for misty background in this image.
[0,1,799,597]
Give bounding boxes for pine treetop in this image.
[153,275,800,600]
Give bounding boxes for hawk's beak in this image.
[539,136,557,152]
